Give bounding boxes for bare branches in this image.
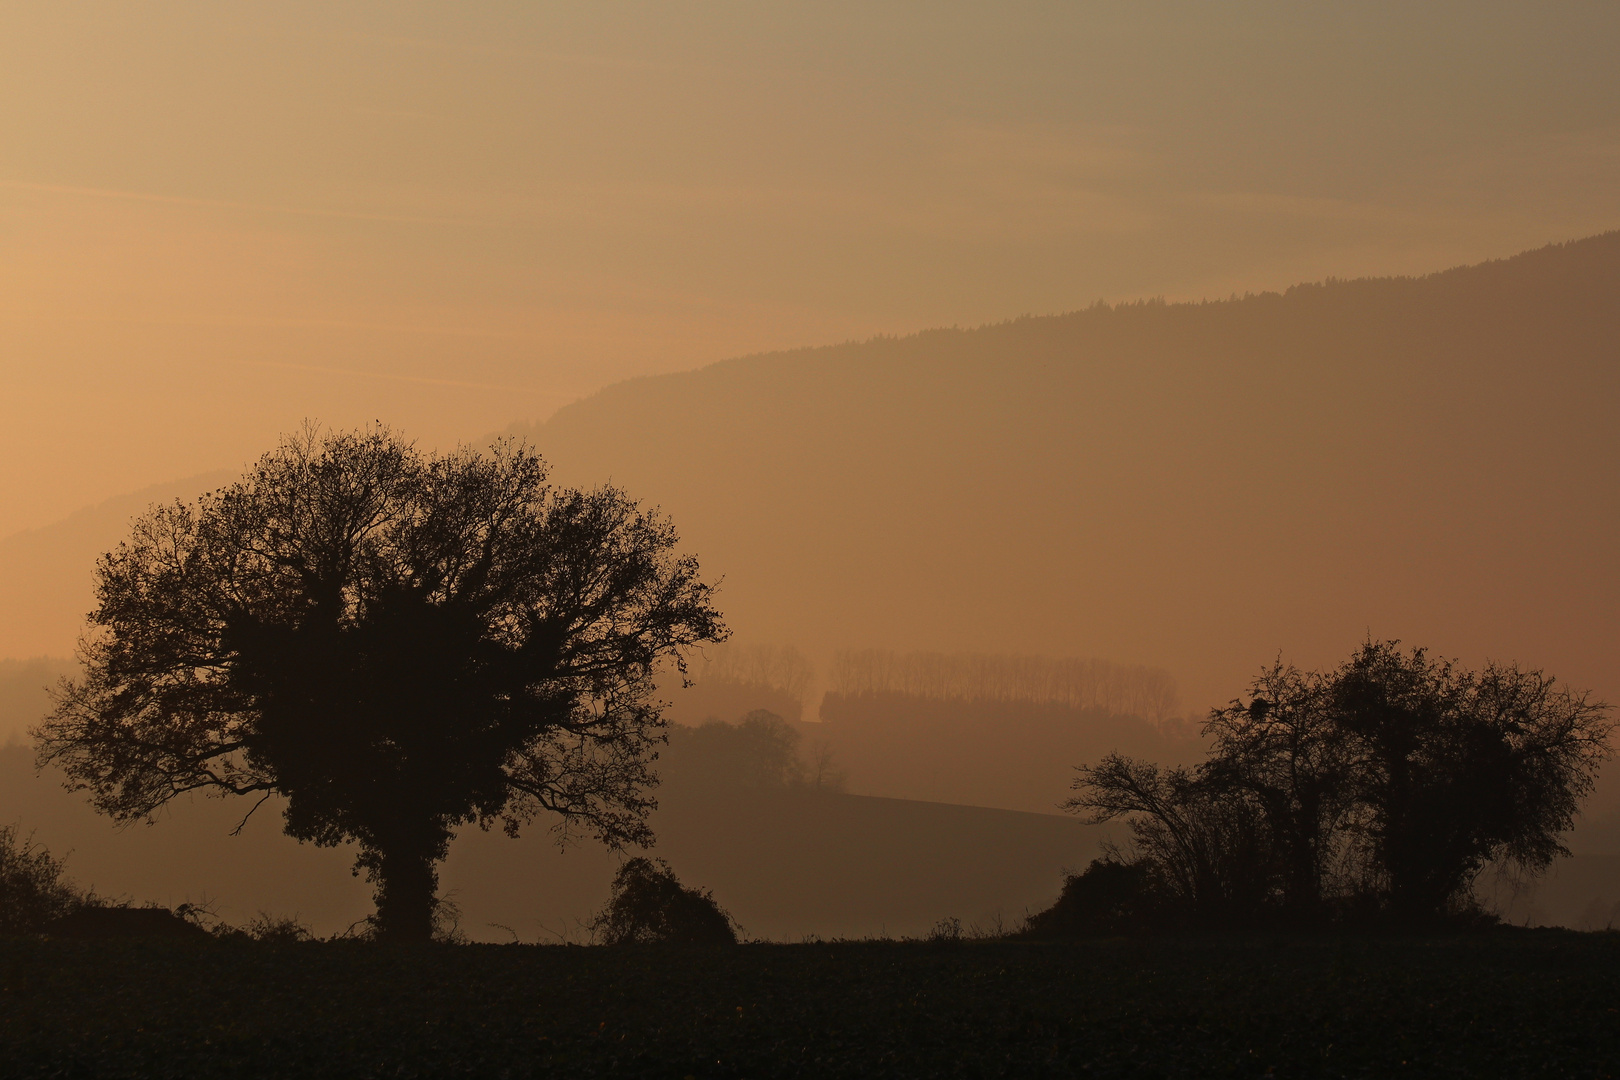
[229,792,275,837]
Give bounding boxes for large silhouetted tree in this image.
[35,427,727,941]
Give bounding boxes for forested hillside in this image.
[520,233,1620,718]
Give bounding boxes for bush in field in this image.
[592,858,737,945]
[1065,641,1613,927]
[1021,859,1163,938]
[0,824,80,936]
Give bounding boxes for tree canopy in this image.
[35,427,727,940]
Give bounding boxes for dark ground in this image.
[2,932,1618,1078]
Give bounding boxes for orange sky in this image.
[3,2,1619,539]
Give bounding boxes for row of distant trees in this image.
[694,644,817,705]
[829,649,1181,724]
[688,645,1183,726]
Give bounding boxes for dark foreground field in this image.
[3,933,1618,1078]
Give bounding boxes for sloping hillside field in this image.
[0,746,1104,942]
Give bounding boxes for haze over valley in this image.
[5,233,1620,938]
[4,2,1620,950]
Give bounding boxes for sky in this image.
[3,1,1619,540]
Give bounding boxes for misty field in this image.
[3,933,1618,1078]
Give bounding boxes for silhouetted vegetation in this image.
[1019,858,1161,939]
[34,426,726,942]
[0,823,79,935]
[1062,641,1613,930]
[590,857,738,945]
[0,827,244,941]
[221,911,316,944]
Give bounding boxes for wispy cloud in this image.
[239,359,519,393]
[0,181,478,229]
[350,106,440,121]
[358,32,683,75]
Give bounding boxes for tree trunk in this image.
[369,848,440,943]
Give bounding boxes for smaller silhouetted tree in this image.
[591,857,737,944]
[1066,641,1612,927]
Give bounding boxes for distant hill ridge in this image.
[524,230,1620,420]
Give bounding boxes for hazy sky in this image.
[3,1,1618,538]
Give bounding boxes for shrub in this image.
[243,912,315,943]
[0,824,80,936]
[1021,859,1162,938]
[592,858,737,945]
